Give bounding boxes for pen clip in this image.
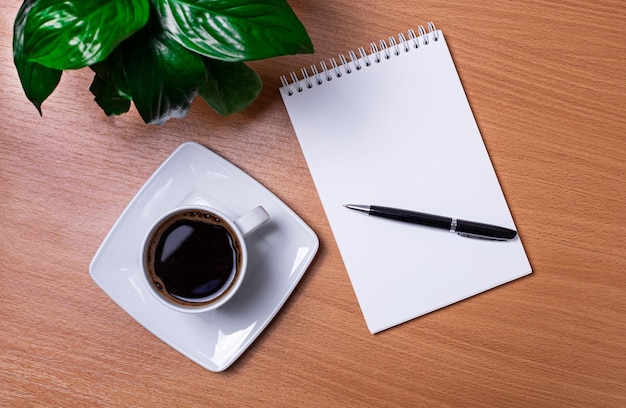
[457,232,511,242]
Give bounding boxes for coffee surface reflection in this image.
[145,210,242,307]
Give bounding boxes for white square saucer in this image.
[89,142,319,371]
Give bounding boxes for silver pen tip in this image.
[343,204,370,213]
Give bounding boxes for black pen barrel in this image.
[456,219,517,240]
[369,206,451,230]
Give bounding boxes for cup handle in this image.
[235,206,270,236]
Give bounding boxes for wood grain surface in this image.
[1,0,625,406]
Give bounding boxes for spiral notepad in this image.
[279,23,531,333]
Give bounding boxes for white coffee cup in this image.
[141,205,269,313]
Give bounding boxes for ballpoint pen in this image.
[344,204,517,241]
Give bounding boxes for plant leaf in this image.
[90,49,131,99]
[153,0,314,62]
[13,0,62,114]
[23,0,150,70]
[89,48,132,116]
[89,75,131,116]
[199,59,262,116]
[121,26,206,125]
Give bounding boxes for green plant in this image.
[13,0,313,125]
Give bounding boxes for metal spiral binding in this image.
[280,22,439,96]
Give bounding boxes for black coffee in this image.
[145,210,241,306]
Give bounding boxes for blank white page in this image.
[280,27,531,333]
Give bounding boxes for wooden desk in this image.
[1,1,624,406]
